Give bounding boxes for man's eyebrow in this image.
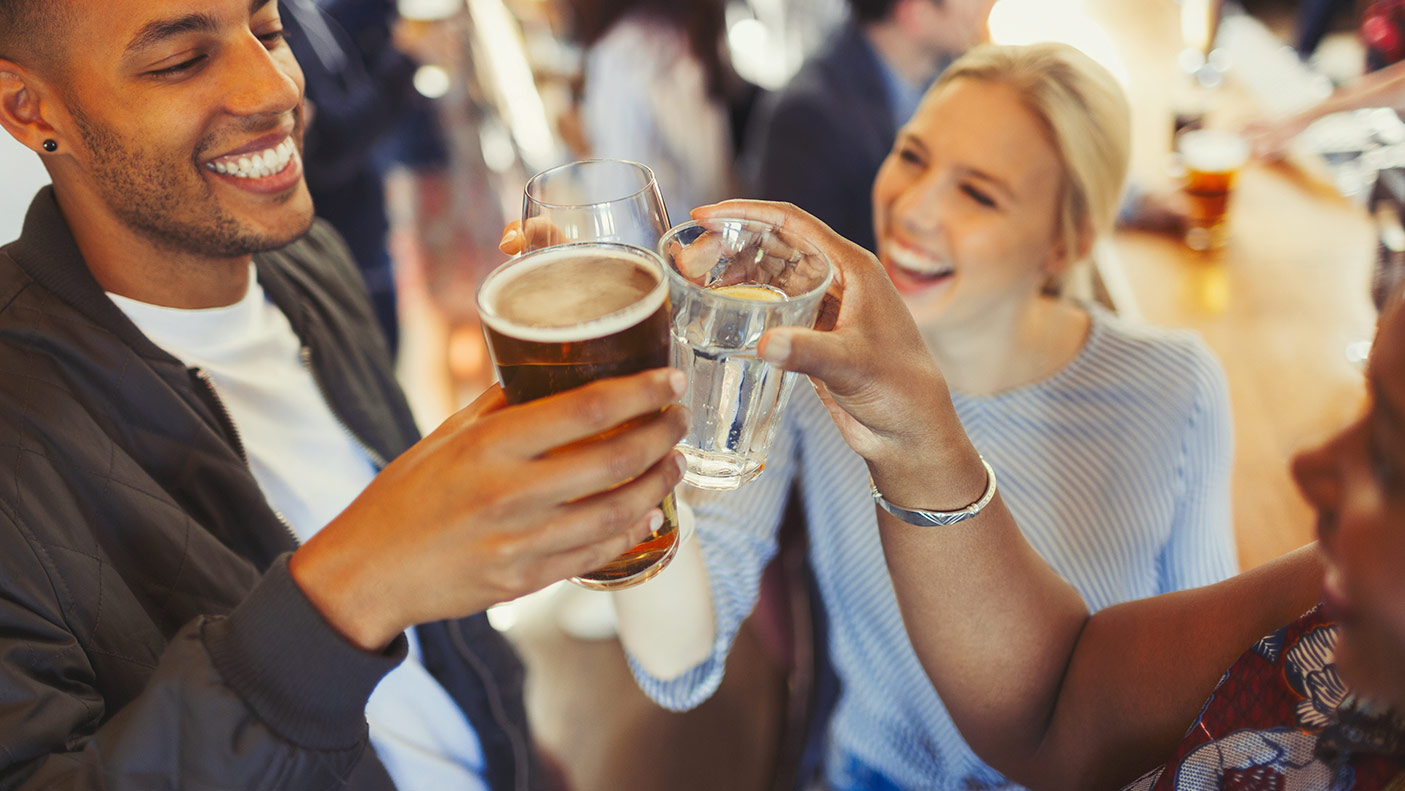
[123,0,275,57]
[123,13,220,55]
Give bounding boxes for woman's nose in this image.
[894,176,947,236]
[1290,435,1346,543]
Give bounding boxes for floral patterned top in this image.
[1124,607,1405,791]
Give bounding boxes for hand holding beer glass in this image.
[478,159,679,591]
[660,219,834,490]
[1178,128,1250,251]
[477,243,681,590]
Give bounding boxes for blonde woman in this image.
[617,43,1240,790]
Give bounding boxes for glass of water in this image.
[658,218,833,490]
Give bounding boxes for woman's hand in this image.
[689,200,982,499]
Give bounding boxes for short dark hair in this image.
[847,0,943,23]
[0,0,73,69]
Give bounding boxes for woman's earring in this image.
[41,139,57,152]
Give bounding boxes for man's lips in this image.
[203,135,298,180]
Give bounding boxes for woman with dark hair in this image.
[565,0,739,216]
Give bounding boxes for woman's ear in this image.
[1042,217,1095,278]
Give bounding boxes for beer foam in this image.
[480,245,667,342]
[1178,129,1249,173]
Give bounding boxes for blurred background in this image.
[2,0,1394,787]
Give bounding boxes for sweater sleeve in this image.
[623,403,801,711]
[1157,339,1240,591]
[0,540,406,790]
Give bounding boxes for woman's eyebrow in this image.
[955,165,1016,201]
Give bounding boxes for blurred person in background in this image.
[606,42,1240,791]
[282,0,450,358]
[1246,0,1405,160]
[564,0,743,217]
[742,0,995,252]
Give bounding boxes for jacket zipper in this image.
[449,619,532,791]
[298,346,388,470]
[190,367,300,546]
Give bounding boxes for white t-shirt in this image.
[110,266,487,790]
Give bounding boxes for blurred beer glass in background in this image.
[1178,129,1250,251]
[477,242,680,590]
[522,159,670,251]
[659,218,833,490]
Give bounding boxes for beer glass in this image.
[1178,129,1249,251]
[659,219,834,490]
[477,242,680,590]
[522,159,669,252]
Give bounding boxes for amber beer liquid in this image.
[478,243,679,590]
[1178,129,1249,251]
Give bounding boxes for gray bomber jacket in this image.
[0,188,537,790]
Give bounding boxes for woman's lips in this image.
[883,250,954,294]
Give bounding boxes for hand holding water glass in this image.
[659,218,834,490]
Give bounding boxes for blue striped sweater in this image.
[629,306,1239,790]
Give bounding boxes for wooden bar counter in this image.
[1086,0,1378,570]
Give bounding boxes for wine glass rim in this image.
[524,158,661,209]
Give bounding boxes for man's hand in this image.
[498,217,568,255]
[290,368,689,651]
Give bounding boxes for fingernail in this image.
[759,333,790,363]
[499,228,518,247]
[648,509,664,533]
[668,369,687,397]
[674,452,688,477]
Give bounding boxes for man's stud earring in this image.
[41,139,57,152]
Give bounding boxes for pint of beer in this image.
[477,242,680,590]
[1178,129,1250,251]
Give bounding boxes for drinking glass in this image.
[477,242,680,590]
[522,159,670,252]
[1178,129,1249,251]
[659,218,834,490]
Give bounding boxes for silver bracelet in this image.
[869,456,998,527]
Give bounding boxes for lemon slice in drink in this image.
[709,284,787,302]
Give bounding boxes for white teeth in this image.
[889,246,952,276]
[205,138,297,179]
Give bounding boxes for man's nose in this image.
[221,37,302,119]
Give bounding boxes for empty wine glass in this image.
[521,159,670,251]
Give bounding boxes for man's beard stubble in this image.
[69,104,311,259]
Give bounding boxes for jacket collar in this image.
[4,186,312,362]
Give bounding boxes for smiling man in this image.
[0,0,688,788]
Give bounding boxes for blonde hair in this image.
[933,42,1130,284]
